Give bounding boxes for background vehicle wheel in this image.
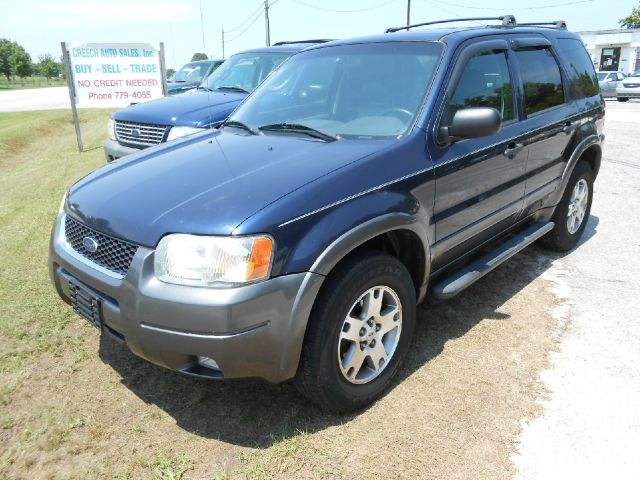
[540,161,594,252]
[617,97,629,102]
[295,250,416,412]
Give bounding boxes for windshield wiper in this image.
[197,85,214,91]
[216,86,250,94]
[258,123,339,142]
[221,119,259,135]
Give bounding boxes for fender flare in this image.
[309,212,431,297]
[548,134,602,207]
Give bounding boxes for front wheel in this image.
[617,97,629,102]
[295,251,416,412]
[541,161,594,252]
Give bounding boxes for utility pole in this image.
[264,0,271,47]
[221,29,225,59]
[406,0,411,26]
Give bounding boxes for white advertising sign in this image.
[66,42,164,107]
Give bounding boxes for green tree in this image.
[620,2,640,28]
[0,38,15,80]
[39,53,59,79]
[11,48,32,78]
[166,68,176,79]
[191,52,208,61]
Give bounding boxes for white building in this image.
[578,28,640,74]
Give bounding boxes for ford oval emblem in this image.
[83,236,99,253]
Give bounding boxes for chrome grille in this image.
[115,120,167,146]
[623,83,640,88]
[64,216,138,276]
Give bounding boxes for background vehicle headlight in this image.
[107,118,116,141]
[154,234,273,287]
[166,126,205,142]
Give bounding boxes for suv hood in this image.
[112,90,246,128]
[67,130,391,247]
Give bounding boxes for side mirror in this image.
[438,107,502,144]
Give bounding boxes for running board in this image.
[431,221,554,300]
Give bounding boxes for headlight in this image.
[166,126,205,142]
[107,118,116,141]
[59,191,68,214]
[154,234,273,287]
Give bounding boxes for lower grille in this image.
[68,282,102,329]
[64,216,138,276]
[115,120,167,146]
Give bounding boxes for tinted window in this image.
[445,49,515,125]
[515,48,564,115]
[557,39,599,99]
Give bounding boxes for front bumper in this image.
[103,138,146,162]
[616,87,640,98]
[49,213,324,382]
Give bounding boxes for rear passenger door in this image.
[428,39,527,269]
[509,36,575,213]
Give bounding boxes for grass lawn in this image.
[0,109,559,479]
[0,76,67,90]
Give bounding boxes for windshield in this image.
[202,52,292,93]
[597,72,608,81]
[170,62,213,82]
[229,42,442,139]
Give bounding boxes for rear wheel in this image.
[617,97,629,102]
[541,161,593,252]
[295,251,416,412]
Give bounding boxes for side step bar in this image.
[431,221,554,300]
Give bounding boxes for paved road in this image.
[514,99,640,479]
[0,86,72,112]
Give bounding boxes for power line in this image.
[225,9,264,43]
[291,0,398,13]
[224,0,282,44]
[225,1,264,34]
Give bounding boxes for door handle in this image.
[503,142,524,159]
[563,121,577,134]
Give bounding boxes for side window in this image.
[515,48,564,115]
[557,38,599,99]
[444,49,515,125]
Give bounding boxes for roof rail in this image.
[385,15,516,33]
[517,20,567,30]
[272,39,334,46]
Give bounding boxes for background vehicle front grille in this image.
[64,216,138,276]
[115,120,167,146]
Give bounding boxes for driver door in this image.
[428,39,527,269]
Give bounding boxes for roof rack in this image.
[272,39,333,46]
[518,21,567,30]
[385,15,516,33]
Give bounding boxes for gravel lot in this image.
[514,99,640,479]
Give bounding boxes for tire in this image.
[540,161,593,252]
[295,250,416,412]
[617,97,629,102]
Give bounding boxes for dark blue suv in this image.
[51,16,603,412]
[104,41,328,162]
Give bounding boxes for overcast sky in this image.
[0,0,635,70]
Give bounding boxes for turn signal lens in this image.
[154,234,274,287]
